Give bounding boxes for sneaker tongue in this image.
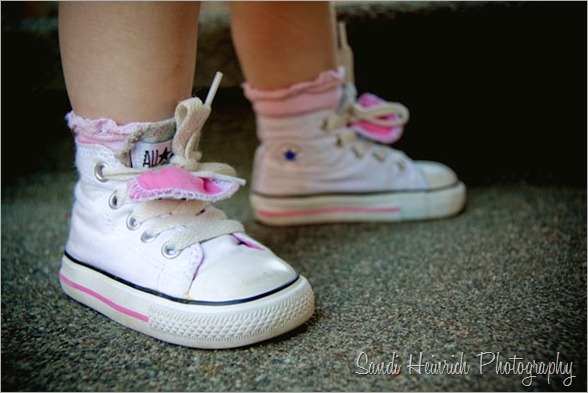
[129,122,176,169]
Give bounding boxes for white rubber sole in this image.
[59,255,315,349]
[251,182,466,226]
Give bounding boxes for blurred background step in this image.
[3,1,511,91]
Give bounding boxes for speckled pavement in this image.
[2,100,586,391]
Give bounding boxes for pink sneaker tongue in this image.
[352,93,404,144]
[357,92,385,108]
[127,166,238,202]
[130,138,174,169]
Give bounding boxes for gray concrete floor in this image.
[2,102,586,391]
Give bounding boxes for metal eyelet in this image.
[108,192,121,209]
[162,243,181,259]
[140,231,158,243]
[94,162,108,182]
[126,215,140,230]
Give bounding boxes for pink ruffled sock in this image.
[66,112,176,168]
[242,67,345,118]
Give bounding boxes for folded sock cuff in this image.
[66,111,175,152]
[242,67,345,117]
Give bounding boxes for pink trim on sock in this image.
[256,205,400,218]
[59,272,149,323]
[65,111,175,152]
[242,67,345,117]
[127,166,238,202]
[66,112,161,152]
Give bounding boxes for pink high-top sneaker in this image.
[59,74,314,349]
[245,26,466,226]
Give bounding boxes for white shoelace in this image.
[100,73,245,257]
[323,88,410,159]
[101,165,245,257]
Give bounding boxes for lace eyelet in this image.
[374,149,388,162]
[352,146,365,159]
[108,192,122,209]
[162,243,181,259]
[126,215,140,230]
[94,162,108,182]
[141,231,158,243]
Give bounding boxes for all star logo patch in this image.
[130,139,174,168]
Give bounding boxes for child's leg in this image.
[230,1,337,89]
[231,2,466,225]
[59,1,200,123]
[58,2,314,349]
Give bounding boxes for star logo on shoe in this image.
[278,144,301,164]
[158,147,173,164]
[130,139,174,168]
[284,149,297,161]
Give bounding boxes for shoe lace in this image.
[323,85,410,158]
[100,73,245,256]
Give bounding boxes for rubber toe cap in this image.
[415,161,459,189]
[189,248,298,303]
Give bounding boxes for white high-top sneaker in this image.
[249,85,466,226]
[247,24,466,226]
[59,74,314,349]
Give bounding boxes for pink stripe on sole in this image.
[59,272,149,323]
[256,205,400,218]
